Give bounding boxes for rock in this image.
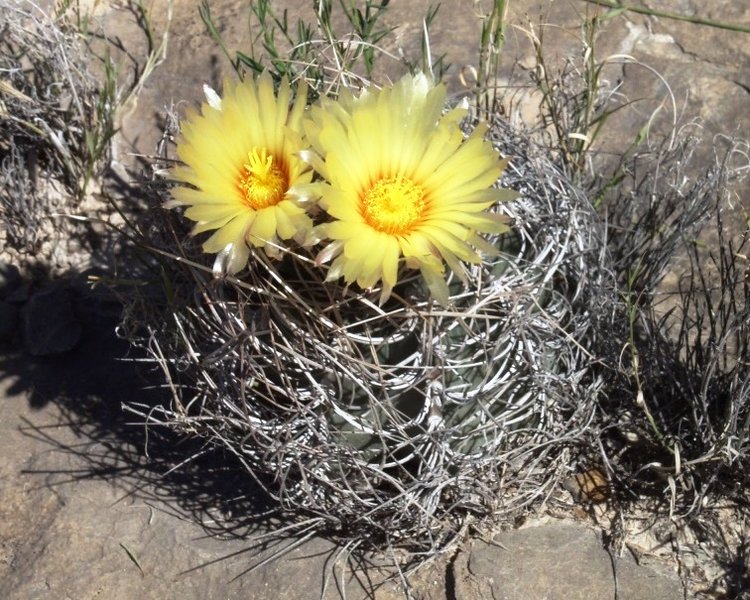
[455,522,684,600]
[0,262,22,299]
[4,281,31,305]
[22,282,83,356]
[0,1,745,598]
[0,300,20,343]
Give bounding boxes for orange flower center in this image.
[238,147,288,209]
[360,176,427,235]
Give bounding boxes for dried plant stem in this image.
[581,0,750,35]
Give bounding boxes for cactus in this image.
[122,105,607,554]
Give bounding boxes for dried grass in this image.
[0,0,111,255]
[594,129,750,515]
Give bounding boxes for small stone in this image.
[0,300,20,343]
[562,468,609,503]
[457,523,683,600]
[4,281,31,305]
[22,283,83,356]
[0,262,22,299]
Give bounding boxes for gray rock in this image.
[455,523,684,600]
[0,300,19,343]
[4,282,30,305]
[0,1,744,598]
[22,283,83,356]
[0,262,22,299]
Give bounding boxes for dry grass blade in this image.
[0,0,102,255]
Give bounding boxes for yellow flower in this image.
[168,72,314,275]
[302,72,516,305]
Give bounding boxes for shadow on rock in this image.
[0,276,296,551]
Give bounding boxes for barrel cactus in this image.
[122,71,606,555]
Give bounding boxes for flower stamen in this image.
[361,176,426,235]
[239,147,287,209]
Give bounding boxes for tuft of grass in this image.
[518,10,643,192]
[475,0,509,115]
[200,0,394,90]
[199,0,450,98]
[415,4,450,82]
[0,0,170,273]
[1,0,102,253]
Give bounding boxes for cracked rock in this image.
[455,523,683,600]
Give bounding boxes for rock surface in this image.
[455,524,683,600]
[0,282,688,599]
[1,0,749,598]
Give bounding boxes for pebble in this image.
[22,282,83,356]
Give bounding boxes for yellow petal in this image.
[203,214,252,253]
[247,207,277,247]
